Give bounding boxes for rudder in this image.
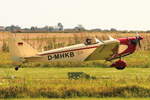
[8,37,38,62]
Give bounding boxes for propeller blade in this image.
[138,40,141,48]
[135,33,142,48]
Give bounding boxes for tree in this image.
[74,24,85,31]
[5,25,21,32]
[57,23,63,31]
[31,26,37,31]
[110,28,117,32]
[48,26,54,32]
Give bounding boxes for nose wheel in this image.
[111,60,127,70]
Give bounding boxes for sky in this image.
[0,0,150,30]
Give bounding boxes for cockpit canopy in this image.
[84,38,100,45]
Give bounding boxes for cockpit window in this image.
[84,38,99,45]
[85,38,92,45]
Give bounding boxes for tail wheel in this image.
[15,65,21,71]
[111,60,127,70]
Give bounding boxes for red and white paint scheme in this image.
[8,35,143,70]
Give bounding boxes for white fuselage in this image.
[8,37,120,63]
[25,39,119,62]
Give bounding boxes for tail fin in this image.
[8,37,38,62]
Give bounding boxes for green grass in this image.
[0,68,150,98]
[1,67,150,81]
[0,50,150,68]
[3,98,150,100]
[0,51,150,98]
[0,52,12,65]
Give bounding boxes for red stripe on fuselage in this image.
[38,46,99,56]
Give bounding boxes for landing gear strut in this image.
[111,59,127,70]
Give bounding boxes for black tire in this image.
[116,66,125,70]
[15,66,20,71]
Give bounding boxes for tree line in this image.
[1,23,150,33]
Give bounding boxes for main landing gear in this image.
[111,59,127,70]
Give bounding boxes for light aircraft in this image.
[8,34,143,71]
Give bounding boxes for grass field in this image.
[0,32,150,99]
[0,68,150,98]
[0,48,149,98]
[0,50,149,68]
[2,98,150,100]
[0,32,150,51]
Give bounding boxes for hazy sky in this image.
[0,0,150,30]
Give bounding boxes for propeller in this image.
[137,33,143,48]
[136,37,141,48]
[133,33,143,48]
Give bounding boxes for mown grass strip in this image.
[2,97,150,100]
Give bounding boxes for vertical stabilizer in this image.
[8,37,38,62]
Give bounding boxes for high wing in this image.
[85,39,120,61]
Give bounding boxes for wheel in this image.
[115,66,125,70]
[15,66,20,71]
